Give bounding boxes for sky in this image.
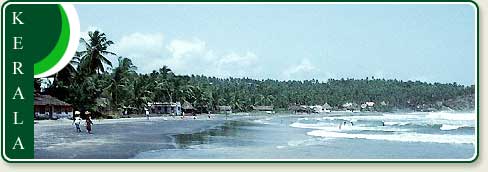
[75,3,476,85]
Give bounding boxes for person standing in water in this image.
[72,111,82,132]
[85,111,94,134]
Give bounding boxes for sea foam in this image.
[306,130,474,144]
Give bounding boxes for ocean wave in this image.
[383,121,411,126]
[426,111,475,121]
[318,112,475,121]
[307,130,475,144]
[253,118,271,125]
[315,112,475,128]
[275,138,332,149]
[440,124,471,131]
[290,122,410,132]
[319,114,422,122]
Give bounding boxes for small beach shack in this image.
[342,102,360,111]
[323,103,332,110]
[182,101,197,115]
[217,106,232,114]
[288,104,309,113]
[121,106,138,117]
[253,105,274,113]
[34,94,73,120]
[361,101,375,111]
[148,102,182,116]
[288,104,299,112]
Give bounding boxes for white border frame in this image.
[1,1,479,162]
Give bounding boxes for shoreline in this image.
[34,111,476,159]
[34,116,229,159]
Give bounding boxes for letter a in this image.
[12,12,24,24]
[12,87,24,100]
[12,137,24,150]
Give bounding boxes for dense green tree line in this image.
[38,31,475,117]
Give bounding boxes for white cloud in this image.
[116,32,165,57]
[373,71,385,79]
[162,38,260,78]
[112,32,165,73]
[217,52,258,67]
[283,58,318,80]
[213,51,260,78]
[166,38,206,59]
[111,34,261,77]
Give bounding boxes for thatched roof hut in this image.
[34,94,71,106]
[34,94,73,120]
[323,103,332,109]
[182,101,195,110]
[182,101,196,114]
[288,105,300,111]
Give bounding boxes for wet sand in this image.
[34,116,227,159]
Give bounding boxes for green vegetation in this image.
[38,31,475,117]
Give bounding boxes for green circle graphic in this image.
[33,4,70,76]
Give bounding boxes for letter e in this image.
[13,37,23,50]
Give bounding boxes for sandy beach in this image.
[34,116,228,159]
[35,112,475,159]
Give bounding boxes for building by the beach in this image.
[342,102,360,111]
[289,103,331,113]
[309,103,332,113]
[217,106,232,114]
[253,105,274,113]
[182,101,197,115]
[34,94,73,120]
[148,102,182,116]
[322,103,332,110]
[253,105,274,111]
[361,101,375,110]
[296,105,313,113]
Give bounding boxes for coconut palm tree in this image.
[108,57,137,108]
[77,30,116,75]
[52,56,80,87]
[159,65,173,80]
[131,75,153,112]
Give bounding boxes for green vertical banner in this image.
[3,3,75,160]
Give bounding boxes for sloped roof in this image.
[323,103,332,109]
[34,94,71,106]
[253,105,274,111]
[288,105,300,111]
[182,101,195,110]
[217,106,232,111]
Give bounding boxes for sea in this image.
[133,111,476,160]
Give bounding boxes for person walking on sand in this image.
[145,108,150,120]
[72,111,82,132]
[85,111,94,134]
